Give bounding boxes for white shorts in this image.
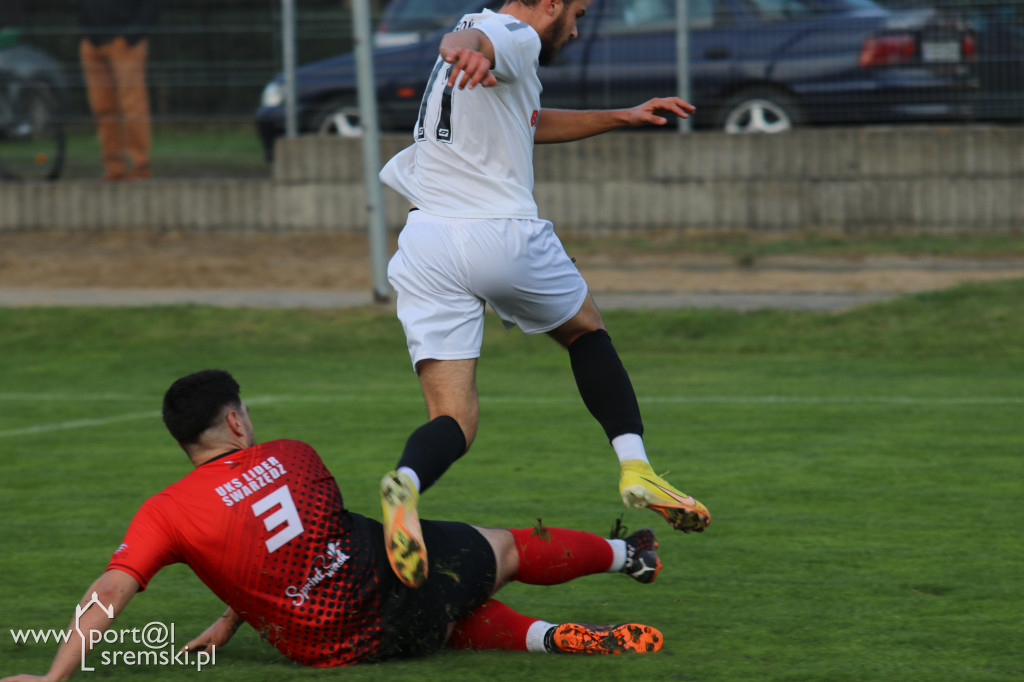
[387,210,589,368]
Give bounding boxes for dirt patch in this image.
[2,230,1024,295]
[0,231,372,290]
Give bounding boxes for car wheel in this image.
[716,89,804,134]
[314,101,362,138]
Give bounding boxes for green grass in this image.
[61,123,269,180]
[564,231,1024,259]
[1,281,1023,681]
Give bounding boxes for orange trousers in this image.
[79,36,152,179]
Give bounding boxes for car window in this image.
[746,0,822,21]
[598,0,730,32]
[377,0,490,34]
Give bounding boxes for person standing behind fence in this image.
[79,0,161,181]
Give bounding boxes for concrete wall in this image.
[2,126,1023,234]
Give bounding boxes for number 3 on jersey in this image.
[252,485,305,553]
[416,62,455,144]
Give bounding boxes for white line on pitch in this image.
[165,394,1024,406]
[240,394,1024,406]
[0,393,144,402]
[0,396,289,439]
[7,393,1022,407]
[636,396,1024,405]
[3,393,1019,440]
[0,411,161,439]
[481,395,1024,405]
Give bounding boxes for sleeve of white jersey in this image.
[475,15,540,83]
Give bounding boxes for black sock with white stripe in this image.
[396,415,467,493]
[568,329,644,442]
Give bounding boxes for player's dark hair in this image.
[162,369,241,446]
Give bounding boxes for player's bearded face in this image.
[538,1,578,66]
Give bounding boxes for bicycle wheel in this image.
[0,77,66,181]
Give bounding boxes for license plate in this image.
[922,40,961,62]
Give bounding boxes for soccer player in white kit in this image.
[378,0,710,587]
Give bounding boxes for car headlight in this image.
[260,81,284,108]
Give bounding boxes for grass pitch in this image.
[1,280,1022,681]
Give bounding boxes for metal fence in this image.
[9,0,358,122]
[1,0,1023,180]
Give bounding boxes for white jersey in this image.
[379,10,542,219]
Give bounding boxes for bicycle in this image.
[0,41,66,181]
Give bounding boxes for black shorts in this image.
[373,519,497,660]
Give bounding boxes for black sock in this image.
[568,329,644,442]
[396,416,467,493]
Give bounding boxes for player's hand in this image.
[444,48,498,89]
[624,97,696,127]
[180,613,240,654]
[180,632,222,655]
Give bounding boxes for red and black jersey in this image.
[107,439,384,666]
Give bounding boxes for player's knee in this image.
[550,297,605,348]
[475,527,518,588]
[448,416,476,454]
[428,405,478,451]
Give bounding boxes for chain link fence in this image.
[2,0,1023,180]
[4,0,365,178]
[11,0,358,121]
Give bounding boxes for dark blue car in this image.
[255,0,979,158]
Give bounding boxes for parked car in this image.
[0,35,67,103]
[877,0,1024,121]
[0,30,69,180]
[972,16,1024,120]
[255,0,979,158]
[372,0,492,47]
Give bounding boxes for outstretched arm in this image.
[180,607,244,654]
[534,97,696,144]
[1,570,140,682]
[439,28,497,90]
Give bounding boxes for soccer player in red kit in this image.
[1,370,667,681]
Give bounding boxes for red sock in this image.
[449,599,538,651]
[510,526,614,585]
